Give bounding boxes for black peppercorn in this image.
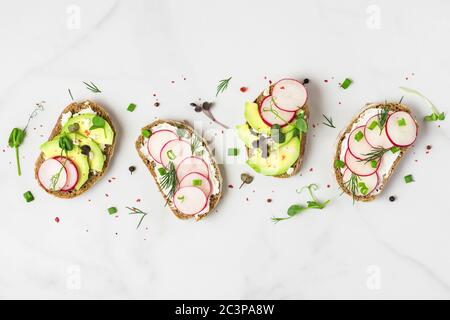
[154,102,160,107]
[81,145,91,156]
[303,78,310,84]
[389,196,396,202]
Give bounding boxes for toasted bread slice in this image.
[135,119,223,221]
[35,100,116,198]
[334,102,418,202]
[244,83,309,178]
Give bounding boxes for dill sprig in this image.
[159,162,177,200]
[83,81,101,93]
[216,77,232,97]
[190,134,202,155]
[68,89,74,101]
[126,206,149,229]
[359,147,388,164]
[322,114,336,128]
[343,173,360,204]
[377,102,389,133]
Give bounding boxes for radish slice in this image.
[385,111,418,147]
[176,156,209,181]
[271,78,307,112]
[344,149,379,176]
[173,186,208,215]
[38,159,68,191]
[259,96,296,127]
[160,139,192,168]
[343,169,379,196]
[347,126,374,160]
[147,130,179,164]
[54,156,79,191]
[179,172,211,196]
[364,115,394,149]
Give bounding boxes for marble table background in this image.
[1,0,450,299]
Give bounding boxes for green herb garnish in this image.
[158,167,167,176]
[68,88,74,101]
[399,87,445,122]
[359,147,388,164]
[343,173,360,204]
[166,150,176,160]
[354,130,364,142]
[127,206,149,229]
[216,77,232,97]
[176,128,187,138]
[160,162,177,200]
[370,160,378,168]
[190,134,202,155]
[228,148,239,156]
[398,118,406,126]
[335,159,345,169]
[377,103,390,133]
[404,174,414,184]
[322,114,336,128]
[142,129,151,138]
[358,182,369,195]
[127,103,137,112]
[295,112,308,133]
[192,179,203,186]
[83,81,101,93]
[108,207,118,215]
[272,184,330,223]
[89,115,107,137]
[340,78,352,89]
[391,146,400,154]
[368,120,379,130]
[23,191,34,203]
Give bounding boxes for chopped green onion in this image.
[368,120,379,130]
[177,195,185,202]
[335,159,345,169]
[108,207,117,215]
[192,179,203,186]
[127,103,137,112]
[371,160,378,168]
[228,148,239,156]
[23,191,34,203]
[404,174,414,184]
[340,78,352,89]
[142,129,151,138]
[391,146,400,154]
[398,118,407,126]
[358,182,369,195]
[354,131,364,142]
[166,150,176,160]
[158,167,167,176]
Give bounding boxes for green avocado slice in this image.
[62,114,114,145]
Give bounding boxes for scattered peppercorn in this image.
[303,78,310,84]
[426,145,432,150]
[81,145,91,156]
[267,198,272,203]
[129,166,136,174]
[389,196,396,202]
[154,102,160,107]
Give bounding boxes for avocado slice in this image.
[237,123,295,150]
[244,101,296,134]
[62,114,114,145]
[66,133,105,172]
[40,139,90,190]
[247,136,301,176]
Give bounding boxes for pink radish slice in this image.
[176,156,209,181]
[347,126,374,160]
[344,149,379,176]
[179,172,212,196]
[271,78,308,112]
[54,156,79,191]
[38,159,68,191]
[364,115,394,149]
[343,169,379,195]
[385,111,418,147]
[160,139,192,168]
[259,96,296,127]
[147,130,179,164]
[173,186,208,215]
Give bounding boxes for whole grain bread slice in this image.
[35,100,116,199]
[334,102,418,202]
[135,119,223,221]
[244,83,309,178]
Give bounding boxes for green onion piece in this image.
[166,150,176,160]
[391,146,400,154]
[142,129,151,138]
[192,179,203,186]
[358,182,369,195]
[23,191,34,203]
[404,174,414,184]
[368,120,379,130]
[228,148,239,156]
[398,118,407,126]
[177,195,185,202]
[335,159,345,169]
[108,207,117,215]
[158,167,167,176]
[371,160,378,168]
[354,131,364,142]
[438,112,446,120]
[340,78,352,89]
[127,103,137,112]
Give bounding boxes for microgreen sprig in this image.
[127,206,149,229]
[272,184,330,223]
[190,101,229,129]
[216,77,232,97]
[399,87,445,122]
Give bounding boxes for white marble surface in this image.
[1,0,450,300]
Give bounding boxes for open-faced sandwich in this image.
[35,101,116,198]
[136,120,222,221]
[334,102,418,202]
[236,78,309,177]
